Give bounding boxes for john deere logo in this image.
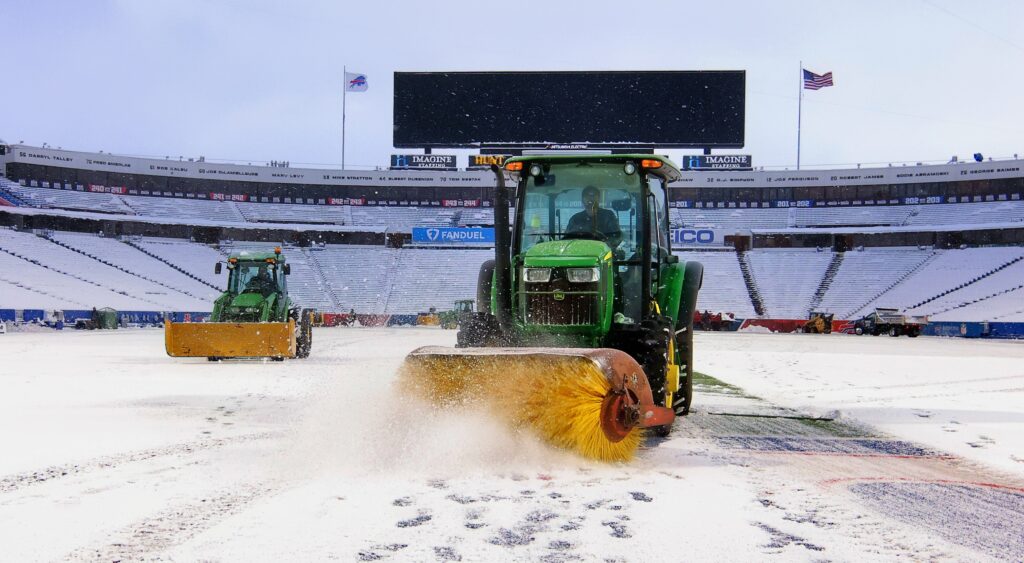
[553,291,565,301]
[426,228,440,241]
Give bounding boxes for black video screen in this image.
[393,71,745,149]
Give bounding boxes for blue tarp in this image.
[0,309,14,321]
[987,322,1024,339]
[22,309,45,322]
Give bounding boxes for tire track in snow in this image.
[65,481,278,561]
[0,432,276,494]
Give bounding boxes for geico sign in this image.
[672,229,715,244]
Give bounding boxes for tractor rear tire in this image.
[673,260,703,417]
[295,308,313,358]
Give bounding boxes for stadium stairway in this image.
[301,248,343,311]
[807,252,844,314]
[736,250,766,317]
[42,234,210,301]
[902,254,1024,311]
[123,240,222,291]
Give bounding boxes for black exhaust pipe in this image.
[490,164,513,333]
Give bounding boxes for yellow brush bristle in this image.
[399,354,643,463]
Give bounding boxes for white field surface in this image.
[0,328,1021,561]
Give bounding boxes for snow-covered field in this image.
[1,328,1022,561]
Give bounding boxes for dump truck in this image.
[402,157,703,461]
[802,311,834,334]
[165,247,314,360]
[853,307,927,337]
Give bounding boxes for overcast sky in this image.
[3,0,1022,170]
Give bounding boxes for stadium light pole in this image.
[342,65,347,170]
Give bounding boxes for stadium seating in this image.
[673,250,756,317]
[907,259,1024,318]
[859,247,1024,315]
[820,247,937,319]
[745,249,833,318]
[235,202,351,225]
[929,287,1024,322]
[130,237,229,288]
[46,231,221,302]
[386,249,490,314]
[0,228,174,310]
[121,195,244,223]
[309,246,398,313]
[6,184,134,214]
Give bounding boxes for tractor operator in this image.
[565,185,622,248]
[245,265,278,295]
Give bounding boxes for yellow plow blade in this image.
[164,320,296,358]
[400,346,674,462]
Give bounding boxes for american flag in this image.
[803,69,834,90]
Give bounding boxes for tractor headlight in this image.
[524,268,552,283]
[567,267,600,283]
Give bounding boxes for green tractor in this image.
[165,247,314,360]
[403,156,703,460]
[439,299,475,329]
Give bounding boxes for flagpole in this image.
[797,61,803,171]
[342,65,347,170]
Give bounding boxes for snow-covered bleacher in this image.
[673,250,756,317]
[671,207,789,229]
[131,237,228,288]
[46,231,221,302]
[121,195,244,223]
[0,228,208,310]
[906,200,1024,227]
[386,249,490,314]
[235,202,351,225]
[856,247,1024,315]
[822,247,937,319]
[906,258,1024,319]
[792,206,913,228]
[309,246,398,313]
[929,287,1024,322]
[746,248,833,318]
[6,184,134,214]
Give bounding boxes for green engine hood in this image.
[230,292,272,308]
[523,239,612,267]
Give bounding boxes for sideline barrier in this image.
[22,309,45,322]
[388,314,418,326]
[0,309,14,322]
[355,314,390,327]
[737,319,806,333]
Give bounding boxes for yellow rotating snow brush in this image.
[399,346,674,462]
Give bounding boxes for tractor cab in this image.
[213,248,292,323]
[507,155,679,340]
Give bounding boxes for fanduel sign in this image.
[412,227,495,244]
[390,154,457,170]
[682,154,752,170]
